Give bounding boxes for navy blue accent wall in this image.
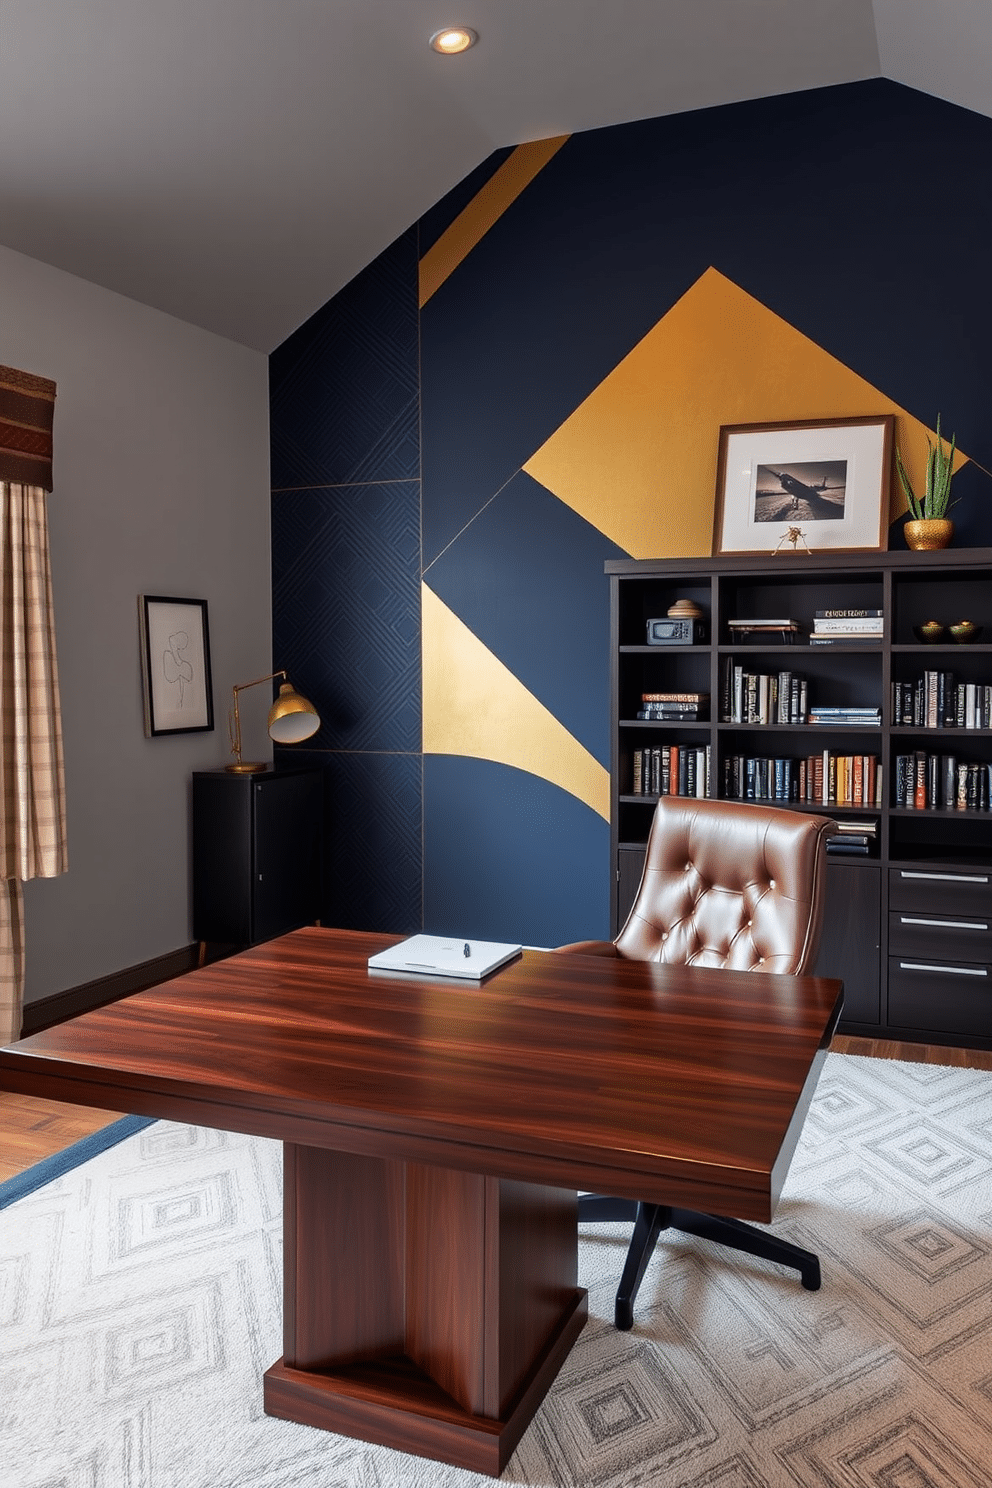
[425,471,624,766]
[271,228,422,931]
[271,80,992,942]
[424,757,609,945]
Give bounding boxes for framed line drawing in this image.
[713,415,894,556]
[138,595,214,736]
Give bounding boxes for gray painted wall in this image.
[0,244,271,1004]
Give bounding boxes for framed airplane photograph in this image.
[713,415,893,556]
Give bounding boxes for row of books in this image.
[891,676,992,730]
[720,664,808,724]
[722,752,881,807]
[635,691,710,722]
[717,662,881,727]
[893,752,992,811]
[631,745,712,798]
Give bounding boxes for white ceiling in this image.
[0,0,987,352]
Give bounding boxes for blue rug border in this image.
[0,1115,155,1211]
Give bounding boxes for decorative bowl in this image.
[948,620,982,644]
[913,621,947,644]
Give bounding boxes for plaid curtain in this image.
[1,480,67,1043]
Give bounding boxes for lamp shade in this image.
[267,682,320,744]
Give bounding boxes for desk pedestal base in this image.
[265,1144,587,1475]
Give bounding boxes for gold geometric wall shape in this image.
[422,582,610,821]
[524,266,966,558]
[419,136,570,307]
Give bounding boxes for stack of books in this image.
[826,820,878,856]
[636,691,709,721]
[810,608,883,644]
[807,705,882,727]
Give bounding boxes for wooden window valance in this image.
[0,364,56,491]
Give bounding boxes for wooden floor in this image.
[0,1092,126,1183]
[2,1035,991,1185]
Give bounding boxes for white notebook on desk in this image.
[367,934,522,980]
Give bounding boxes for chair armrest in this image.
[553,940,620,957]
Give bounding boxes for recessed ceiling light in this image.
[429,26,478,55]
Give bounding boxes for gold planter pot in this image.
[905,518,953,551]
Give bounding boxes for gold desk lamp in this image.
[227,670,320,773]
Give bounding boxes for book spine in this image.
[914,751,927,810]
[813,608,883,618]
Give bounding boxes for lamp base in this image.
[225,761,269,774]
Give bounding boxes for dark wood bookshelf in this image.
[607,546,992,1048]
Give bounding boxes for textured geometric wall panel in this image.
[286,746,422,933]
[272,481,421,754]
[425,470,623,767]
[269,227,419,491]
[424,756,610,946]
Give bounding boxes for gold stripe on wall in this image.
[422,582,609,821]
[524,266,967,558]
[419,136,570,307]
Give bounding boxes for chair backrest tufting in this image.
[615,797,834,974]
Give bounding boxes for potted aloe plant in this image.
[895,414,958,549]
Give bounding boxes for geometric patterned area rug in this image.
[3,1052,992,1488]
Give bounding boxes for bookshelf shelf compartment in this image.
[607,547,992,1047]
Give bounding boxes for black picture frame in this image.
[138,595,214,736]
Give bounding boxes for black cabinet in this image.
[192,769,323,946]
[607,547,992,1046]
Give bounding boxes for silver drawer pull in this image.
[899,916,989,931]
[899,961,988,977]
[899,870,989,884]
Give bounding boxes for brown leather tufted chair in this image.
[557,794,836,1330]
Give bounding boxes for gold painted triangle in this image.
[422,582,609,821]
[524,267,965,557]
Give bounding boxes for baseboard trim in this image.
[21,945,200,1036]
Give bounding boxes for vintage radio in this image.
[646,616,707,645]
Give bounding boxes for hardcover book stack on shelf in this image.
[807,705,882,727]
[635,691,709,721]
[810,608,883,645]
[825,820,878,856]
[893,753,992,812]
[723,751,881,807]
[892,674,992,730]
[631,744,711,798]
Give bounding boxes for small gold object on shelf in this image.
[773,526,811,554]
[913,621,947,644]
[667,599,704,619]
[905,518,954,550]
[948,620,982,644]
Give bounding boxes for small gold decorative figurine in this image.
[773,526,811,555]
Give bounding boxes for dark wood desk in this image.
[0,928,842,1475]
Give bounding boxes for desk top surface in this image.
[0,928,842,1218]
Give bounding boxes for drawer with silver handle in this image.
[889,867,991,917]
[888,910,992,962]
[888,956,992,1038]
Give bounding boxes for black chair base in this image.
[579,1193,821,1331]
